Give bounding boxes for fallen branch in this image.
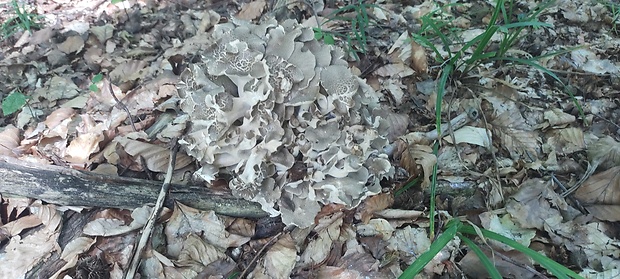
[0,156,267,219]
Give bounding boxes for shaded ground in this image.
[0,0,619,278]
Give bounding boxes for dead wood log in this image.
[0,156,268,218]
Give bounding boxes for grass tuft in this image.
[1,0,44,41]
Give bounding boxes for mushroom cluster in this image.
[177,18,394,227]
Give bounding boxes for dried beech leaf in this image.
[461,248,536,278]
[43,107,75,139]
[547,127,585,155]
[583,205,620,222]
[491,109,540,160]
[443,126,492,148]
[90,24,114,43]
[374,63,414,77]
[575,166,620,205]
[65,133,104,165]
[587,136,620,170]
[299,214,343,267]
[355,193,394,224]
[116,137,193,172]
[505,179,566,230]
[0,125,21,157]
[250,234,297,278]
[236,0,266,21]
[410,41,428,74]
[543,108,576,126]
[109,60,148,83]
[400,144,437,188]
[57,35,84,54]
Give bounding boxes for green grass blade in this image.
[399,220,462,278]
[411,34,444,63]
[459,225,584,279]
[426,18,452,54]
[394,176,421,197]
[459,235,503,279]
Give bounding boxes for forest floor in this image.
[0,0,619,278]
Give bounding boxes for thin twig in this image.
[124,140,180,279]
[108,80,137,132]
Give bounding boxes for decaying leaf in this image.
[575,166,620,205]
[165,202,249,258]
[236,0,266,21]
[57,35,84,54]
[443,126,492,148]
[543,108,576,127]
[400,143,437,188]
[115,136,193,172]
[491,109,540,160]
[410,40,428,74]
[250,234,297,278]
[587,136,620,170]
[479,212,536,251]
[0,125,21,157]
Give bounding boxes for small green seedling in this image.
[313,28,335,45]
[2,90,28,116]
[89,73,104,92]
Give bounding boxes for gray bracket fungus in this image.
[177,18,394,228]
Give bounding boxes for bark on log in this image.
[0,156,268,218]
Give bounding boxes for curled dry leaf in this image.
[543,108,576,127]
[43,107,75,139]
[355,192,394,224]
[400,143,437,188]
[410,40,428,74]
[64,132,104,165]
[0,125,21,157]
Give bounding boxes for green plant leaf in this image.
[323,33,335,45]
[89,84,99,92]
[313,28,323,40]
[111,0,126,4]
[92,73,103,83]
[2,90,28,116]
[460,235,503,279]
[399,219,461,278]
[459,225,584,279]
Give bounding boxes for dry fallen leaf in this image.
[115,136,193,172]
[544,108,576,127]
[0,125,21,157]
[410,40,428,74]
[575,166,620,205]
[57,35,84,54]
[587,136,620,170]
[400,143,437,188]
[236,0,266,21]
